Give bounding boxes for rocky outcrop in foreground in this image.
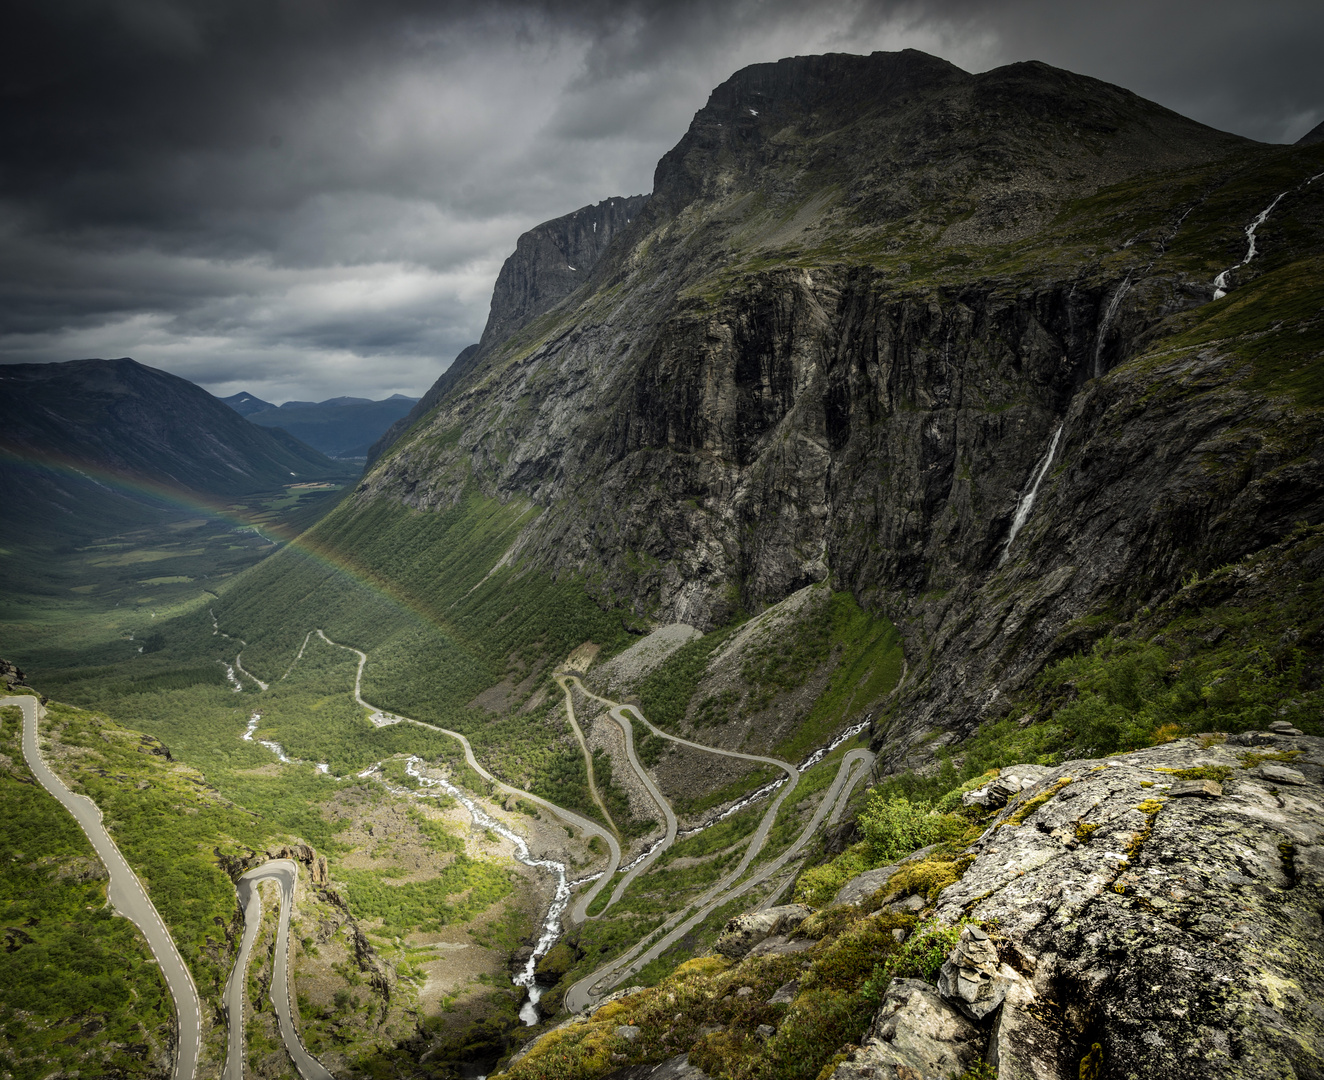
[838,729,1323,1079]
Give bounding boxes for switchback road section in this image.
[4,694,203,1080]
[223,859,333,1080]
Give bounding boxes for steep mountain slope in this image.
[326,50,1323,766]
[16,52,1324,1079]
[369,195,649,463]
[0,357,354,544]
[243,394,419,458]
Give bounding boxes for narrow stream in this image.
[1213,190,1287,299]
[401,758,571,1025]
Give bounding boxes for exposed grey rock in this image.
[833,847,939,907]
[615,1025,641,1041]
[647,1055,713,1080]
[1168,779,1223,797]
[932,736,1324,1077]
[988,1003,1068,1080]
[1254,764,1307,786]
[828,979,982,1080]
[714,904,812,959]
[936,925,1018,1021]
[754,1024,775,1040]
[768,980,800,1005]
[745,935,815,958]
[962,765,1052,809]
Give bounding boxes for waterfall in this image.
[999,422,1065,566]
[1093,276,1131,378]
[1213,191,1287,299]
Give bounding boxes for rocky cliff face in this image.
[369,196,648,463]
[352,50,1323,765]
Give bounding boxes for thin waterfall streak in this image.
[1000,422,1064,566]
[1213,190,1287,299]
[1093,276,1130,379]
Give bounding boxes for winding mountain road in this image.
[278,632,876,1019]
[223,860,332,1080]
[564,744,874,1012]
[556,675,678,906]
[3,694,202,1080]
[314,631,624,918]
[557,677,619,839]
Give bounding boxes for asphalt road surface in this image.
[224,859,333,1080]
[5,694,202,1080]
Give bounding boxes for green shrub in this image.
[857,793,964,864]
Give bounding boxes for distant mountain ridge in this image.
[221,390,275,416]
[224,392,420,459]
[0,357,352,541]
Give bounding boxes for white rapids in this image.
[1213,191,1287,299]
[243,712,329,773]
[396,757,571,1025]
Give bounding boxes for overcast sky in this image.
[1,0,1319,404]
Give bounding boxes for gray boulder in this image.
[933,735,1324,1077]
[828,979,982,1080]
[714,904,813,959]
[961,764,1051,809]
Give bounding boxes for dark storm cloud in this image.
[1,0,1319,401]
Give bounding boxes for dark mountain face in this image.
[0,358,352,540]
[340,49,1323,756]
[244,395,419,458]
[221,390,276,416]
[1298,118,1324,145]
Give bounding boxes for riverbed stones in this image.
[714,904,812,959]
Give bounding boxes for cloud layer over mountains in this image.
[2,0,1319,402]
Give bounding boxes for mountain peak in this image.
[649,48,1249,221]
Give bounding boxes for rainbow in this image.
[0,441,506,645]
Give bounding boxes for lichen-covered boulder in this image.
[830,979,983,1080]
[713,904,812,959]
[932,733,1324,1079]
[961,764,1051,809]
